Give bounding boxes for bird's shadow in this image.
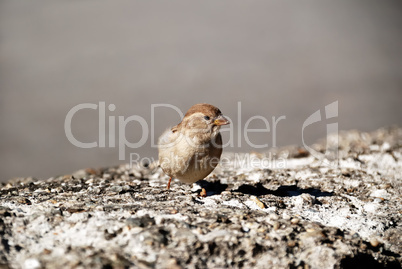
[196,181,332,198]
[234,183,333,198]
[196,180,228,196]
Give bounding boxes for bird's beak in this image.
[214,115,230,126]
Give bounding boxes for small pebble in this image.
[250,195,265,209]
[370,238,380,247]
[291,218,300,225]
[24,258,41,269]
[167,258,183,269]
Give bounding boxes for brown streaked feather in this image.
[183,103,221,118]
[171,125,179,133]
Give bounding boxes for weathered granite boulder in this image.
[1,127,401,268]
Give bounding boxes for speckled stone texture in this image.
[1,127,401,269]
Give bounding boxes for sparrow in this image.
[158,103,230,189]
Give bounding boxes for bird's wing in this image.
[158,125,180,146]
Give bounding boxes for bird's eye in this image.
[204,116,210,121]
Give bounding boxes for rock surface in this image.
[1,127,401,269]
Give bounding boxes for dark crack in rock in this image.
[0,127,401,268]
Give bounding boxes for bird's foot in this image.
[199,188,207,197]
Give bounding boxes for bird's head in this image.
[178,103,230,138]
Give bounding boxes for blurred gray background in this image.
[1,0,401,181]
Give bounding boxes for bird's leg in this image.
[167,177,172,190]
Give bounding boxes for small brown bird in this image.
[158,103,230,189]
